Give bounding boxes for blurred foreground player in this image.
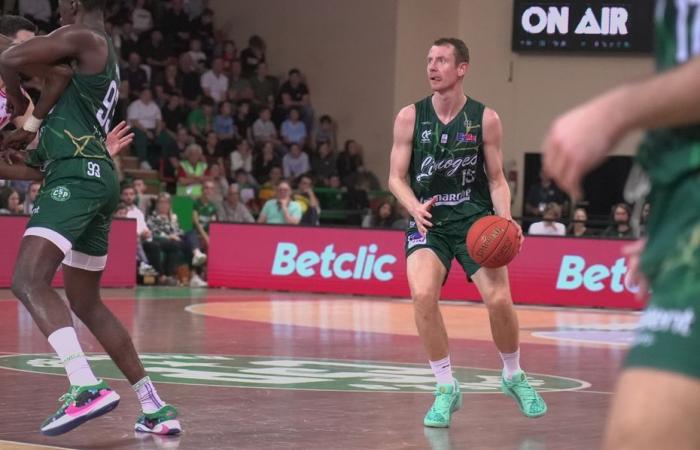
[388,38,546,428]
[543,2,700,449]
[0,0,181,436]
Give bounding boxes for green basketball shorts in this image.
[625,172,700,379]
[405,211,491,277]
[25,158,119,271]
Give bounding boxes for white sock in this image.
[133,376,166,414]
[500,349,521,380]
[47,327,99,387]
[429,355,453,385]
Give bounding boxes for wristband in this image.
[22,115,43,133]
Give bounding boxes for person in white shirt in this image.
[230,140,254,177]
[200,58,228,103]
[131,0,153,35]
[528,202,566,236]
[127,88,168,169]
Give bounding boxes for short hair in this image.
[120,183,135,193]
[319,115,332,124]
[288,68,301,77]
[0,15,37,38]
[80,0,107,12]
[544,202,562,218]
[433,37,470,64]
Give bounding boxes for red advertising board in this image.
[0,216,136,288]
[209,223,643,310]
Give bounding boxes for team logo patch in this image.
[0,353,591,393]
[457,132,478,143]
[420,129,432,144]
[50,186,71,202]
[407,231,427,249]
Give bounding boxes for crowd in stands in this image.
[0,0,647,286]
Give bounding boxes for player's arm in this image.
[11,92,35,129]
[544,54,700,197]
[0,159,43,181]
[388,105,435,235]
[483,108,524,247]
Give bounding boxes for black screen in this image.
[512,0,654,53]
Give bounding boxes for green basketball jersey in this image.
[410,95,493,227]
[30,31,119,167]
[637,0,700,184]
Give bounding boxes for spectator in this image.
[220,40,238,72]
[234,101,254,142]
[176,143,210,198]
[162,94,187,133]
[362,200,395,228]
[567,207,594,237]
[230,140,254,178]
[250,62,277,110]
[283,143,310,179]
[200,57,228,103]
[240,35,266,78]
[161,0,192,47]
[131,0,153,35]
[258,166,283,204]
[233,169,258,208]
[252,106,280,147]
[228,60,253,103]
[214,101,236,144]
[639,202,651,237]
[218,183,255,223]
[528,202,566,236]
[258,180,302,225]
[254,142,281,184]
[187,97,215,140]
[314,115,336,149]
[525,170,568,219]
[118,21,140,62]
[127,88,172,169]
[122,52,149,97]
[142,30,172,76]
[121,184,158,273]
[155,63,182,100]
[22,181,41,215]
[203,131,224,169]
[191,7,214,44]
[189,180,219,259]
[179,53,203,105]
[294,174,321,226]
[392,204,411,229]
[336,139,363,184]
[281,108,307,147]
[311,142,336,185]
[132,177,154,214]
[0,188,22,215]
[208,163,229,203]
[187,38,208,72]
[146,193,185,285]
[602,203,634,238]
[277,68,313,131]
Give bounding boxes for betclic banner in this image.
[209,223,644,310]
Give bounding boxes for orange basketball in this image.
[466,216,520,268]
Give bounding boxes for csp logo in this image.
[50,186,71,202]
[0,354,591,393]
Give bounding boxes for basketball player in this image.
[543,1,700,449]
[0,15,38,130]
[388,38,546,428]
[0,0,181,436]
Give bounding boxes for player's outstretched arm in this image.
[106,121,135,157]
[543,55,700,198]
[0,158,43,181]
[388,105,435,235]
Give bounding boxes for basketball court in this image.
[0,287,637,449]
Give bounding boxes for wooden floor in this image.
[0,288,639,450]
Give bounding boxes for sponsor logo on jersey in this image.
[407,231,427,249]
[420,129,432,144]
[50,186,71,202]
[440,133,448,144]
[457,132,478,143]
[416,154,479,182]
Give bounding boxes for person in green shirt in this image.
[186,96,214,141]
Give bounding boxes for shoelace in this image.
[57,387,78,408]
[432,389,454,410]
[512,379,539,406]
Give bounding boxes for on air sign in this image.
[512,0,654,53]
[209,224,643,309]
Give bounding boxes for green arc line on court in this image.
[0,353,591,394]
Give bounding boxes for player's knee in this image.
[484,294,512,312]
[69,299,99,321]
[411,288,439,308]
[10,267,38,302]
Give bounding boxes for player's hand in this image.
[0,148,27,165]
[622,238,649,301]
[542,99,620,201]
[106,121,134,157]
[506,218,525,252]
[410,196,436,236]
[2,129,37,151]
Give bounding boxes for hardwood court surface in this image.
[0,288,638,450]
